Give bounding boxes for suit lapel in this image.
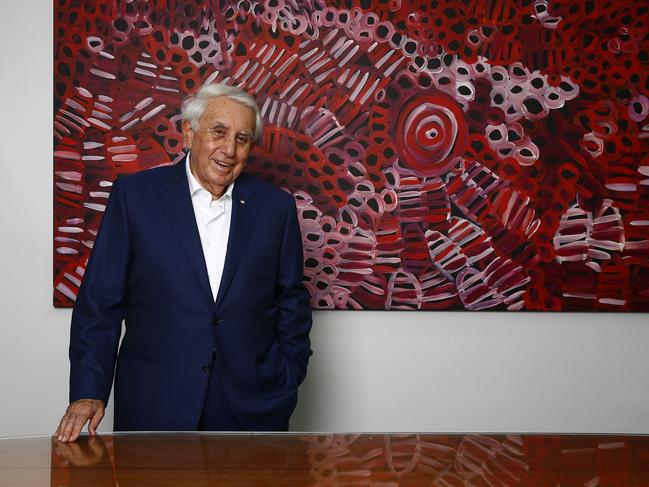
[215,173,261,309]
[158,156,213,302]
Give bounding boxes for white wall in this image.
[1,2,647,438]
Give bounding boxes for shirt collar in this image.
[185,152,234,201]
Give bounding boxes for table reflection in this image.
[48,433,649,486]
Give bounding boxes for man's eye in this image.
[212,129,225,136]
[237,136,251,144]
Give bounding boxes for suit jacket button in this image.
[202,364,211,373]
[211,317,222,326]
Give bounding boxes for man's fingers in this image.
[57,415,72,442]
[58,412,89,443]
[88,409,104,436]
[59,415,77,442]
[68,415,89,443]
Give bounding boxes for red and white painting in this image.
[54,1,649,310]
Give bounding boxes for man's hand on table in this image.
[55,399,105,443]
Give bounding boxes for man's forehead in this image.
[209,120,253,134]
[201,97,255,131]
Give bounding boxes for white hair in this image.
[181,82,264,143]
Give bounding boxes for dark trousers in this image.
[197,351,242,431]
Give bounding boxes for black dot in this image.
[523,97,544,115]
[443,7,458,18]
[458,85,472,96]
[451,21,464,34]
[428,58,441,70]
[397,76,413,89]
[531,77,544,89]
[338,178,353,191]
[488,130,502,141]
[114,18,128,32]
[404,41,417,54]
[559,81,573,92]
[183,36,196,50]
[57,62,70,77]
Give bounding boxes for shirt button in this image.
[202,364,211,373]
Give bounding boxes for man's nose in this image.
[223,135,237,158]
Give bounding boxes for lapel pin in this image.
[240,199,246,204]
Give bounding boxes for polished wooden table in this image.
[1,433,648,486]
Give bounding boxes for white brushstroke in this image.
[88,118,112,130]
[83,203,107,212]
[134,67,156,78]
[141,104,166,121]
[112,154,138,162]
[56,182,83,193]
[58,226,83,233]
[90,68,116,79]
[53,150,81,160]
[64,272,82,287]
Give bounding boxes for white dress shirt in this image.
[186,155,233,301]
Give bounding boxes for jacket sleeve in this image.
[69,177,131,404]
[274,196,313,386]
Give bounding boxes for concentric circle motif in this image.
[395,93,468,177]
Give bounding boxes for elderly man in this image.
[56,83,313,441]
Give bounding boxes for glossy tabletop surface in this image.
[1,433,648,486]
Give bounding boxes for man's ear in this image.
[182,120,194,151]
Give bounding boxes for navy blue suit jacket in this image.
[69,157,312,431]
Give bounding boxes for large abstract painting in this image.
[54,1,649,310]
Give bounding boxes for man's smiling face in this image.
[183,96,256,198]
